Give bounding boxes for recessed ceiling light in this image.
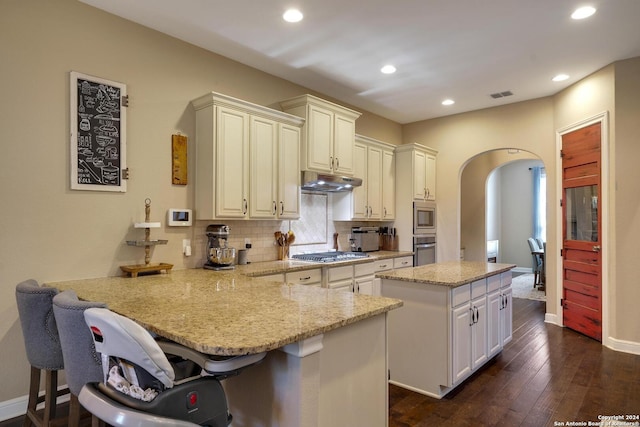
[571,6,596,20]
[283,8,303,23]
[381,64,396,74]
[442,99,455,106]
[552,74,570,82]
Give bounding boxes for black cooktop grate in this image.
[291,251,369,263]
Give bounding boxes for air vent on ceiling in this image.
[490,91,513,99]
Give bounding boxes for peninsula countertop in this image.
[376,261,516,287]
[48,268,403,356]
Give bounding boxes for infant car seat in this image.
[79,307,264,427]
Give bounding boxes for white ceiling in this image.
[80,0,640,124]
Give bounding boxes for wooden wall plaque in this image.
[172,134,188,185]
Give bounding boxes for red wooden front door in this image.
[561,122,602,342]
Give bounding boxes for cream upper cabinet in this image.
[395,143,437,251]
[382,146,396,220]
[250,118,302,219]
[333,135,394,221]
[397,143,437,202]
[213,106,250,218]
[278,123,302,219]
[280,94,361,176]
[349,140,381,220]
[411,148,437,201]
[192,92,304,220]
[351,142,368,219]
[250,116,278,218]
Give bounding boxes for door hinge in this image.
[388,369,391,380]
[560,248,563,257]
[560,199,563,207]
[121,168,130,180]
[121,95,129,107]
[560,298,564,308]
[560,149,564,158]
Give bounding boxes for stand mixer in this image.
[204,224,236,270]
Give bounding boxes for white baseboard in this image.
[0,395,27,422]
[544,312,560,325]
[0,388,70,422]
[544,315,640,355]
[605,337,640,355]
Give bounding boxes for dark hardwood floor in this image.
[4,297,639,427]
[389,297,640,427]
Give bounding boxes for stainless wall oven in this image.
[413,201,436,234]
[414,234,436,266]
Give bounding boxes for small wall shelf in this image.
[121,198,173,277]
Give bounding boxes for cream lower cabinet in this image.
[354,262,376,295]
[325,265,354,292]
[192,92,303,220]
[286,269,322,287]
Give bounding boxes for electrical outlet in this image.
[244,238,251,246]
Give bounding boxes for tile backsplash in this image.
[191,193,394,266]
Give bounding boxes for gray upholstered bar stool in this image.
[15,279,69,427]
[52,290,107,427]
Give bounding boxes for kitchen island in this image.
[49,268,402,427]
[377,261,515,399]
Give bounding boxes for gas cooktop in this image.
[291,251,369,263]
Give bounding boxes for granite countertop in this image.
[48,269,403,356]
[236,250,414,277]
[376,261,516,287]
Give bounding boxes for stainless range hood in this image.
[300,171,362,192]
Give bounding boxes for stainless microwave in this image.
[413,201,436,234]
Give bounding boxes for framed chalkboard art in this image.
[70,71,127,192]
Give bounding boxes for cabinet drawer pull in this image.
[379,264,388,269]
[300,276,311,281]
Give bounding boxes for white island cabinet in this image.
[378,261,515,399]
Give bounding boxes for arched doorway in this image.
[460,149,545,271]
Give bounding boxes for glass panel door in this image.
[565,185,598,242]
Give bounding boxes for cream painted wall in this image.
[0,0,401,404]
[611,58,640,342]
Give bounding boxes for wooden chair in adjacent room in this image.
[527,238,543,287]
[15,279,69,427]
